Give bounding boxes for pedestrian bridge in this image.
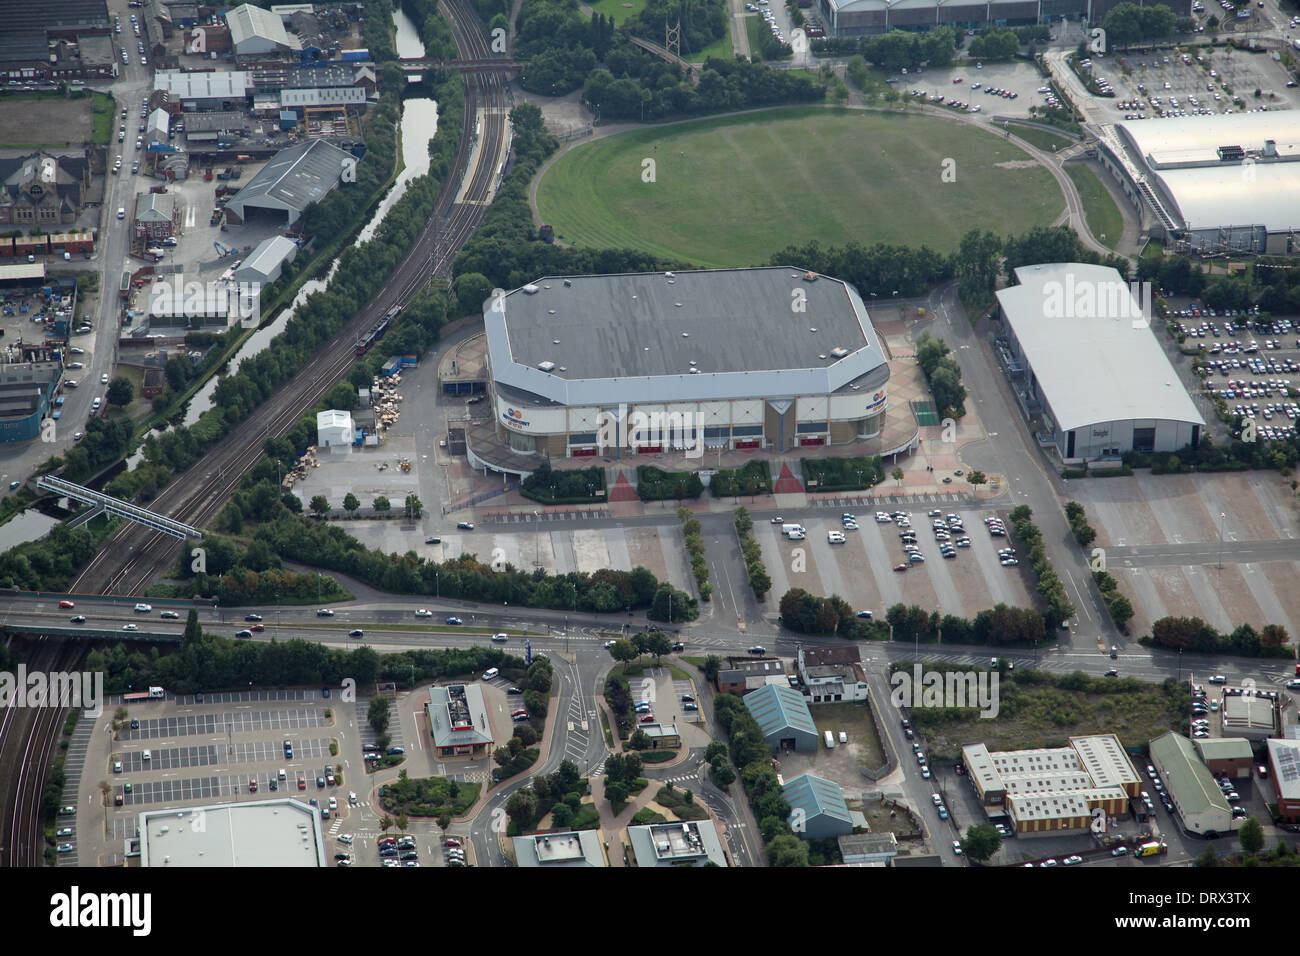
[36,475,203,540]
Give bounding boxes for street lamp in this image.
[1217,511,1225,570]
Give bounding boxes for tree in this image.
[710,761,736,788]
[610,638,638,671]
[767,833,810,867]
[1239,817,1264,855]
[702,655,722,683]
[646,630,673,663]
[373,496,390,512]
[367,695,390,734]
[309,495,330,516]
[891,466,905,487]
[505,789,537,830]
[605,780,628,805]
[107,377,134,407]
[967,470,987,489]
[183,609,202,645]
[960,823,1003,862]
[343,492,359,514]
[629,729,651,750]
[404,493,422,519]
[550,802,574,829]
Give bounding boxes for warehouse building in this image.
[0,0,113,81]
[1149,732,1235,837]
[477,268,891,475]
[716,656,787,696]
[627,821,727,867]
[154,69,251,111]
[783,774,855,840]
[797,645,868,703]
[224,138,355,226]
[234,235,299,287]
[0,360,62,442]
[513,831,607,867]
[995,262,1204,462]
[138,799,325,866]
[1101,112,1300,256]
[1194,737,1254,780]
[744,683,820,754]
[817,0,1186,38]
[962,734,1139,833]
[315,409,352,447]
[227,2,294,57]
[1265,738,1300,822]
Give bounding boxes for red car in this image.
[640,714,655,723]
[893,563,909,572]
[297,777,306,790]
[59,600,75,609]
[250,623,265,632]
[443,837,462,848]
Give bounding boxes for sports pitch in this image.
[535,107,1065,267]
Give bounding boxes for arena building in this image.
[1097,112,1300,256]
[995,262,1204,462]
[475,267,891,474]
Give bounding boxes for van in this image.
[482,667,499,681]
[838,731,848,744]
[824,730,835,749]
[781,523,804,537]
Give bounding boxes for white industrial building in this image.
[224,139,355,227]
[154,69,251,110]
[995,262,1204,462]
[138,799,325,867]
[316,409,352,447]
[476,267,892,474]
[234,235,299,287]
[1100,112,1300,256]
[227,2,295,56]
[816,0,1185,37]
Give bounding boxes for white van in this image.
[838,731,848,744]
[781,523,805,538]
[824,730,835,749]
[482,667,499,681]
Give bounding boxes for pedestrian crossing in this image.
[492,509,611,523]
[812,492,974,509]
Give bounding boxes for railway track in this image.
[1,640,81,868]
[69,0,509,597]
[0,2,509,869]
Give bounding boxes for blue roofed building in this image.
[743,684,818,753]
[783,773,854,840]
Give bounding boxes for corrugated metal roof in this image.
[227,2,290,46]
[743,684,818,738]
[1150,732,1230,816]
[782,773,851,824]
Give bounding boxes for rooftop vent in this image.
[547,310,556,315]
[802,271,818,282]
[543,283,551,289]
[809,327,818,333]
[674,303,683,307]
[538,360,555,372]
[665,271,675,278]
[831,347,849,358]
[522,283,540,295]
[818,354,827,360]
[563,279,572,287]
[689,361,696,366]
[681,332,690,337]
[553,339,560,345]
[689,367,700,374]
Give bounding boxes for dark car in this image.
[317,775,326,788]
[425,537,441,544]
[362,744,382,753]
[506,686,522,695]
[130,718,140,730]
[70,615,86,624]
[681,695,695,703]
[387,747,405,755]
[348,629,364,638]
[244,614,263,622]
[400,850,419,861]
[1104,669,1118,677]
[456,521,474,530]
[671,642,684,652]
[748,646,765,655]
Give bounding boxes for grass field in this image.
[685,21,733,63]
[537,108,1064,266]
[1065,164,1123,250]
[744,16,768,60]
[1007,124,1075,153]
[585,0,647,25]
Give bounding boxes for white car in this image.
[414,609,433,618]
[122,623,138,631]
[101,373,109,384]
[827,531,846,544]
[337,833,354,844]
[603,640,616,649]
[134,603,152,612]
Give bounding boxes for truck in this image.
[1136,841,1166,857]
[148,686,165,699]
[781,523,805,538]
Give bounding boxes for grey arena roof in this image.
[744,684,818,739]
[227,2,292,47]
[1114,112,1300,234]
[996,263,1204,433]
[225,139,353,224]
[488,268,889,407]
